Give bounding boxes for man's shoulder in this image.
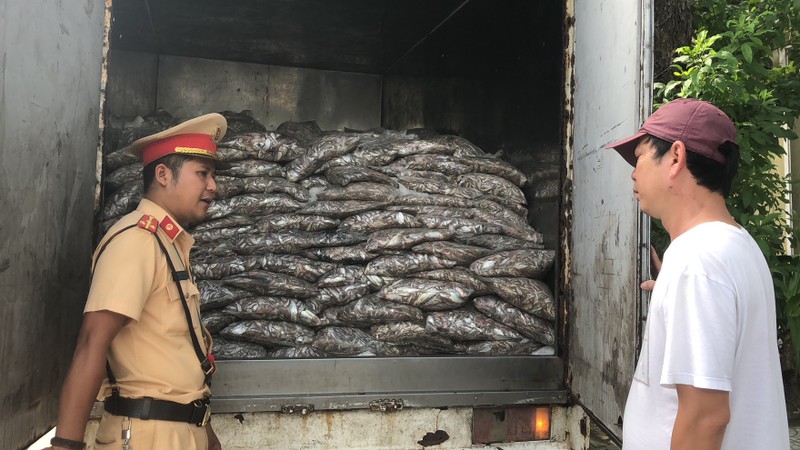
[102,212,160,237]
[664,222,766,285]
[95,213,162,256]
[674,222,750,255]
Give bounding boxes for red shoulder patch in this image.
[137,215,159,233]
[160,215,180,240]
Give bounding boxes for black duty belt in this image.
[104,392,211,427]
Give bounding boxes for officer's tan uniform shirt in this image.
[86,198,211,404]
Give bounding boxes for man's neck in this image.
[661,192,736,242]
[143,192,181,225]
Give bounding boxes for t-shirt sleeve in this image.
[85,229,158,321]
[660,271,736,392]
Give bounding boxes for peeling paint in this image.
[94,0,112,220]
[561,0,577,393]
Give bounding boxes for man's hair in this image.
[643,134,740,197]
[142,154,195,193]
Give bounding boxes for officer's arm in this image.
[52,310,129,446]
[206,422,222,450]
[671,384,730,450]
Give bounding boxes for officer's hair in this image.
[142,154,194,193]
[643,134,740,198]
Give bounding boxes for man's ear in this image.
[154,163,171,187]
[668,140,688,178]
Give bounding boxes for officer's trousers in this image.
[92,411,209,450]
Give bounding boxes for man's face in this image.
[164,158,217,226]
[631,140,668,218]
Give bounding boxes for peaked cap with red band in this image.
[126,113,228,166]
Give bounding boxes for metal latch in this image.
[281,403,314,415]
[369,399,404,412]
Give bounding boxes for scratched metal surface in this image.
[0,0,105,448]
[567,0,652,438]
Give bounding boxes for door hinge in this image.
[369,398,404,412]
[281,403,315,415]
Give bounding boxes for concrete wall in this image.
[0,0,106,448]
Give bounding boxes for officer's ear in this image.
[154,163,173,187]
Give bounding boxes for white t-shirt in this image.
[622,222,789,450]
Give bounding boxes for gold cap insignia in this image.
[211,127,222,143]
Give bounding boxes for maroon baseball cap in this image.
[607,98,737,166]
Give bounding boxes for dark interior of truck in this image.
[99,0,569,409]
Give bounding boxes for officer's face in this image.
[167,158,217,226]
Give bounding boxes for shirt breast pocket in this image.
[163,278,202,335]
[165,278,201,303]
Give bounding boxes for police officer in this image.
[48,114,227,450]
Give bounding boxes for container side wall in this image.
[568,0,652,437]
[263,65,382,132]
[106,50,158,120]
[0,0,105,448]
[123,54,384,131]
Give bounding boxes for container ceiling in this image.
[110,0,564,78]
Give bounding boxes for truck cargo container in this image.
[1,0,653,448]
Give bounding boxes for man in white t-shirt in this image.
[607,98,789,450]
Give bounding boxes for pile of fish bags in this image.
[101,110,557,359]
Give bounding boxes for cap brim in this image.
[606,131,646,167]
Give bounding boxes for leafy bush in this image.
[654,0,800,365]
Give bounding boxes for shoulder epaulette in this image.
[137,214,159,233]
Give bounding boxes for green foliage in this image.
[655,0,800,364]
